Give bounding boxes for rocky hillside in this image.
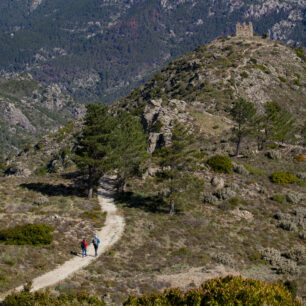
[117,35,305,152]
[0,73,84,155]
[5,35,306,174]
[0,0,304,103]
[1,35,305,304]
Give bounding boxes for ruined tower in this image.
[235,22,253,37]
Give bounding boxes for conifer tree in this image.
[256,102,295,149]
[75,104,116,200]
[156,121,196,214]
[230,98,257,156]
[111,112,149,193]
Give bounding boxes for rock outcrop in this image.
[2,102,36,132]
[142,99,189,153]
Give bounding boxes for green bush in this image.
[2,283,105,305]
[270,172,297,185]
[254,64,270,74]
[124,276,300,305]
[240,71,249,78]
[0,224,54,246]
[271,194,286,204]
[243,163,265,176]
[293,79,300,86]
[35,166,48,176]
[278,76,286,83]
[34,141,44,151]
[295,47,305,61]
[151,120,163,133]
[283,280,298,299]
[207,155,233,173]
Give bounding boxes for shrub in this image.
[0,224,54,246]
[293,79,300,86]
[295,47,305,61]
[228,197,248,207]
[271,194,286,204]
[286,192,302,204]
[243,163,265,176]
[293,154,306,162]
[34,141,44,151]
[215,188,236,200]
[203,192,218,204]
[151,120,163,133]
[260,248,298,275]
[283,280,298,300]
[35,166,47,176]
[254,64,270,74]
[278,76,286,83]
[207,155,233,173]
[124,276,300,305]
[2,284,105,305]
[270,172,297,185]
[240,71,249,78]
[278,221,298,232]
[233,163,249,175]
[266,151,282,160]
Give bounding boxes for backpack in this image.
[93,239,98,246]
[81,241,85,248]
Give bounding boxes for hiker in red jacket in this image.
[81,239,88,257]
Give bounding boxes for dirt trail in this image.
[1,176,124,298]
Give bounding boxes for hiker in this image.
[81,239,88,257]
[92,236,100,257]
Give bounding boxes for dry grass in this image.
[53,148,305,304]
[0,172,105,293]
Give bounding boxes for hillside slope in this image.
[1,35,305,304]
[0,0,305,103]
[117,35,305,152]
[0,73,84,155]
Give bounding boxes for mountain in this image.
[0,72,84,156]
[117,34,305,152]
[2,35,305,304]
[5,34,306,176]
[0,0,305,104]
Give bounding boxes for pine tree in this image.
[111,112,149,193]
[156,121,196,214]
[230,98,257,156]
[74,104,116,200]
[256,102,295,149]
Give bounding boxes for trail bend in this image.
[1,176,124,299]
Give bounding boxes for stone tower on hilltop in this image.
[236,22,253,37]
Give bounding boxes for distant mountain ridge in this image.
[0,0,305,104]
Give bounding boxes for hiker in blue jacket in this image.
[92,236,100,257]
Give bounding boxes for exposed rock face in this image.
[2,102,36,132]
[142,99,189,153]
[0,72,85,155]
[231,208,253,221]
[30,0,44,12]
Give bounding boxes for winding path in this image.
[2,176,125,298]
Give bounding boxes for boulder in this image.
[211,176,224,189]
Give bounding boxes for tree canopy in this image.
[230,98,257,156]
[75,104,148,199]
